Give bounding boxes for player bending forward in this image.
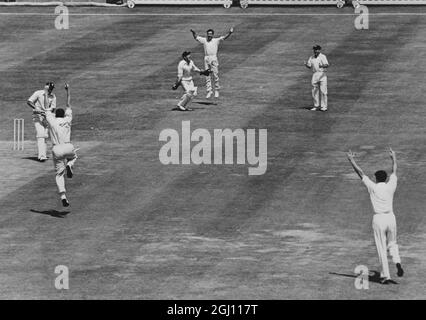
[173,51,210,111]
[347,148,404,284]
[38,84,77,207]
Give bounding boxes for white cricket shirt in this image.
[362,173,397,214]
[177,60,200,81]
[307,53,329,73]
[196,36,225,57]
[45,108,72,145]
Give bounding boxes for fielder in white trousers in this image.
[191,27,234,98]
[204,55,220,95]
[305,45,329,111]
[347,148,404,284]
[372,212,401,280]
[311,72,328,110]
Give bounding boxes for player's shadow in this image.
[171,107,205,111]
[329,271,398,285]
[194,101,218,106]
[30,209,70,218]
[22,156,43,162]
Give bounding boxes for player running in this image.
[173,51,210,111]
[190,27,233,98]
[36,83,77,207]
[347,148,404,284]
[27,82,56,161]
[304,45,329,112]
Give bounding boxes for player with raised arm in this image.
[37,83,78,207]
[347,148,404,284]
[190,27,233,98]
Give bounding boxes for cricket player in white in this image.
[173,51,207,111]
[191,27,233,98]
[38,84,77,207]
[304,45,329,112]
[27,82,56,161]
[347,148,404,284]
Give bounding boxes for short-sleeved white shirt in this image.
[177,60,200,81]
[362,173,397,214]
[45,108,72,145]
[307,53,329,73]
[196,36,225,57]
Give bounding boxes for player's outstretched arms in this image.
[223,27,234,40]
[199,68,211,76]
[347,150,365,179]
[190,29,197,40]
[389,147,397,175]
[65,83,72,109]
[192,63,201,73]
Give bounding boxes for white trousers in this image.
[34,119,49,159]
[372,213,401,279]
[52,143,77,194]
[204,55,220,93]
[312,72,328,109]
[178,80,197,108]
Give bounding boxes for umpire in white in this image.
[304,45,329,112]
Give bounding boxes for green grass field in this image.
[0,5,425,299]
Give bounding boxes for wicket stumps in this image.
[13,118,24,151]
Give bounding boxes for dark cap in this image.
[46,82,55,90]
[374,170,388,182]
[182,51,191,58]
[313,45,322,50]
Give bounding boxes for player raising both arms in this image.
[190,27,233,98]
[347,148,404,284]
[36,83,78,207]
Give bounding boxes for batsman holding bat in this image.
[27,82,56,161]
[173,51,210,111]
